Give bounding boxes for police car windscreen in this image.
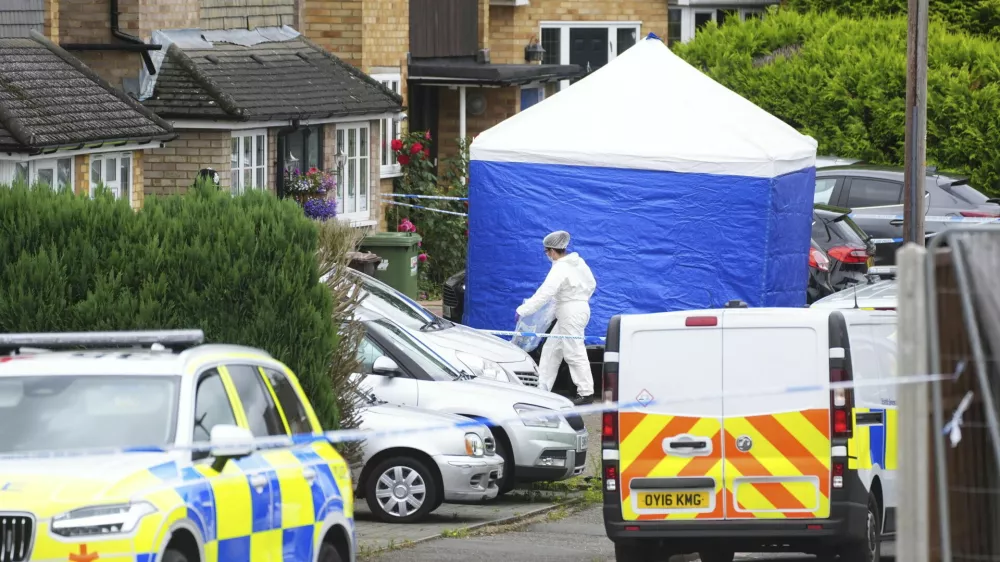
[0,375,178,454]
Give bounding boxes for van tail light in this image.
[832,461,845,488]
[960,210,1000,218]
[827,245,869,264]
[602,368,619,446]
[809,247,830,271]
[604,464,618,492]
[685,316,718,327]
[829,368,854,439]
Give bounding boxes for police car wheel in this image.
[162,549,189,562]
[365,456,439,523]
[840,493,881,562]
[318,542,344,562]
[698,550,735,562]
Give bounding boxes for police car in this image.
[600,303,897,562]
[0,330,355,562]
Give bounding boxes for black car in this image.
[814,165,1000,265]
[442,270,466,324]
[807,239,835,304]
[809,206,875,301]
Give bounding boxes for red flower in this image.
[418,253,428,263]
[410,142,423,154]
[390,139,403,152]
[424,131,432,140]
[308,167,318,174]
[423,148,430,158]
[397,154,410,166]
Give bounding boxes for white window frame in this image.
[372,73,402,179]
[7,157,75,191]
[682,8,767,43]
[89,152,132,202]
[539,21,642,92]
[231,129,268,195]
[335,122,372,223]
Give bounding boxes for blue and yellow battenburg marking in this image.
[848,407,898,471]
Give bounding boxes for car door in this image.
[259,365,347,562]
[838,177,907,265]
[356,334,420,406]
[190,367,259,560]
[219,364,290,562]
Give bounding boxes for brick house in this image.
[0,1,175,208]
[667,0,778,45]
[138,27,402,227]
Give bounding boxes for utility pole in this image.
[903,0,930,244]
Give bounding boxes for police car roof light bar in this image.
[0,330,205,354]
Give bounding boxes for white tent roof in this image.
[470,36,817,179]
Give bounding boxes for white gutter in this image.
[168,113,401,131]
[0,139,169,162]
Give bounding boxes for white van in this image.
[600,304,897,562]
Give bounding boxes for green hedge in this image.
[0,182,340,429]
[675,8,1000,196]
[781,0,1000,39]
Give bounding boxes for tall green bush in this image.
[675,9,1000,196]
[781,0,1000,39]
[0,181,341,429]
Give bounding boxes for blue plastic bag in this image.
[511,300,556,353]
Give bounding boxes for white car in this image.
[811,279,898,310]
[353,389,504,523]
[337,268,540,387]
[353,308,589,494]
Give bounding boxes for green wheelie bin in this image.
[359,232,423,299]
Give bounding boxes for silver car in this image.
[353,390,503,523]
[354,308,588,495]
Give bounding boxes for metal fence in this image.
[898,226,1000,562]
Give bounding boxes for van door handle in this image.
[889,219,904,226]
[669,441,707,449]
[662,435,714,457]
[302,467,317,483]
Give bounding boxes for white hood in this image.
[461,377,573,409]
[361,403,486,434]
[420,322,527,363]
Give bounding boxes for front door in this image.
[569,28,609,82]
[617,312,725,521]
[720,311,831,520]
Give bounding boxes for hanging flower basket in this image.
[285,167,338,220]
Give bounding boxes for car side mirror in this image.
[209,424,255,472]
[373,356,402,377]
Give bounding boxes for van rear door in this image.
[721,309,832,519]
[617,311,725,521]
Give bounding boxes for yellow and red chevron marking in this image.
[723,409,831,519]
[618,412,724,521]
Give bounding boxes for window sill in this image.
[342,218,378,229]
[380,167,402,179]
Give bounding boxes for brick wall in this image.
[303,0,363,67]
[73,154,88,196]
[200,0,295,31]
[44,0,59,42]
[438,86,518,157]
[130,150,144,208]
[138,0,198,40]
[144,129,231,197]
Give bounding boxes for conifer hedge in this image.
[675,9,1000,196]
[0,182,341,429]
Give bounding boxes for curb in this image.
[357,497,584,558]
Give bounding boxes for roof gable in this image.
[143,27,403,121]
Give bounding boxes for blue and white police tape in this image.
[0,366,963,462]
[485,329,607,346]
[381,199,468,217]
[383,194,468,201]
[850,213,1000,224]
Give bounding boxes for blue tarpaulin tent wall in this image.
[465,38,818,340]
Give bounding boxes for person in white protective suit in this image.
[516,230,597,405]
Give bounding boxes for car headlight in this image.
[51,501,157,537]
[514,403,562,429]
[455,351,506,381]
[465,432,485,457]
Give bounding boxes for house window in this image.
[336,123,370,220]
[668,9,682,47]
[33,158,74,191]
[231,129,267,195]
[372,73,402,178]
[539,21,642,92]
[285,125,322,172]
[744,9,764,21]
[89,153,131,201]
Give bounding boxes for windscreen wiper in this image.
[420,317,442,331]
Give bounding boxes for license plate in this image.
[636,491,711,509]
[442,305,452,317]
[576,433,588,452]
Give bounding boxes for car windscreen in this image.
[816,213,867,246]
[354,272,436,329]
[369,319,461,381]
[0,375,179,454]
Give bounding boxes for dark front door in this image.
[569,28,609,82]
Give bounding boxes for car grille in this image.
[575,449,587,468]
[515,372,539,386]
[0,515,34,562]
[484,436,496,455]
[442,283,461,308]
[564,413,585,432]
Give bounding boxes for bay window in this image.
[89,153,131,201]
[336,123,371,221]
[373,73,402,178]
[5,157,74,191]
[231,129,267,195]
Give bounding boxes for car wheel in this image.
[840,493,881,562]
[317,543,344,562]
[162,549,189,562]
[364,456,439,523]
[698,550,735,562]
[492,432,516,495]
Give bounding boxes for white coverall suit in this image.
[516,252,597,396]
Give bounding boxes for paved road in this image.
[362,505,830,562]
